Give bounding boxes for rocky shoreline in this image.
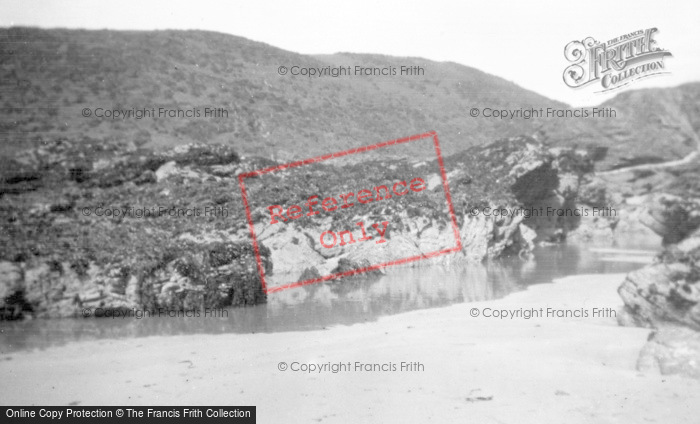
[617,195,700,379]
[0,135,671,320]
[3,132,700,381]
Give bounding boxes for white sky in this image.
[2,0,698,106]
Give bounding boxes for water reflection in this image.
[0,242,656,353]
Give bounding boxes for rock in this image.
[343,233,420,267]
[637,326,700,380]
[518,223,537,250]
[566,215,616,243]
[0,261,23,299]
[460,212,528,260]
[166,143,240,167]
[0,139,269,319]
[577,178,609,208]
[298,267,321,281]
[331,258,381,280]
[145,242,270,308]
[0,261,27,320]
[155,161,179,182]
[618,262,700,330]
[471,137,608,244]
[610,198,661,242]
[618,193,700,379]
[557,173,581,202]
[618,215,700,331]
[640,194,700,244]
[426,174,442,190]
[0,159,42,195]
[551,147,595,177]
[259,226,327,286]
[484,137,559,205]
[332,258,361,274]
[134,170,157,185]
[154,161,202,183]
[1,136,608,318]
[521,194,568,243]
[487,211,531,257]
[22,262,140,318]
[9,240,271,318]
[152,268,211,311]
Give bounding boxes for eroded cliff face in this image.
[0,243,270,320]
[1,136,611,319]
[451,135,629,246]
[1,141,271,319]
[618,195,700,379]
[256,136,620,287]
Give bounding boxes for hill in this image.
[0,27,698,168]
[594,83,700,169]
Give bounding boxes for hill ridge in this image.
[1,27,698,169]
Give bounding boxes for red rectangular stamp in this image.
[237,131,462,294]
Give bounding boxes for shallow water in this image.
[0,242,658,353]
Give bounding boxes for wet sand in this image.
[2,273,698,423]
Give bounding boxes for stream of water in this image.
[0,241,659,353]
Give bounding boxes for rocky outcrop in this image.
[0,241,270,319]
[618,196,700,330]
[256,199,536,290]
[139,241,271,311]
[462,136,615,244]
[0,136,604,318]
[639,195,700,244]
[1,139,269,319]
[0,261,28,319]
[618,195,700,379]
[618,256,700,331]
[590,154,700,244]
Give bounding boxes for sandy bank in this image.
[1,273,698,423]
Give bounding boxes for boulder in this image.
[639,194,700,244]
[0,261,27,320]
[298,267,321,281]
[618,194,700,379]
[637,326,700,380]
[618,261,700,331]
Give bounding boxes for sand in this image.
[2,273,699,423]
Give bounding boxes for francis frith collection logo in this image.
[563,28,672,92]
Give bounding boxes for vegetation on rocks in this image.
[1,133,605,319]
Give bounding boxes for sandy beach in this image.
[2,272,698,423]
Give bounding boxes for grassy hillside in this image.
[1,27,698,168]
[596,84,700,169]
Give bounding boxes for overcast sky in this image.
[2,0,698,106]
